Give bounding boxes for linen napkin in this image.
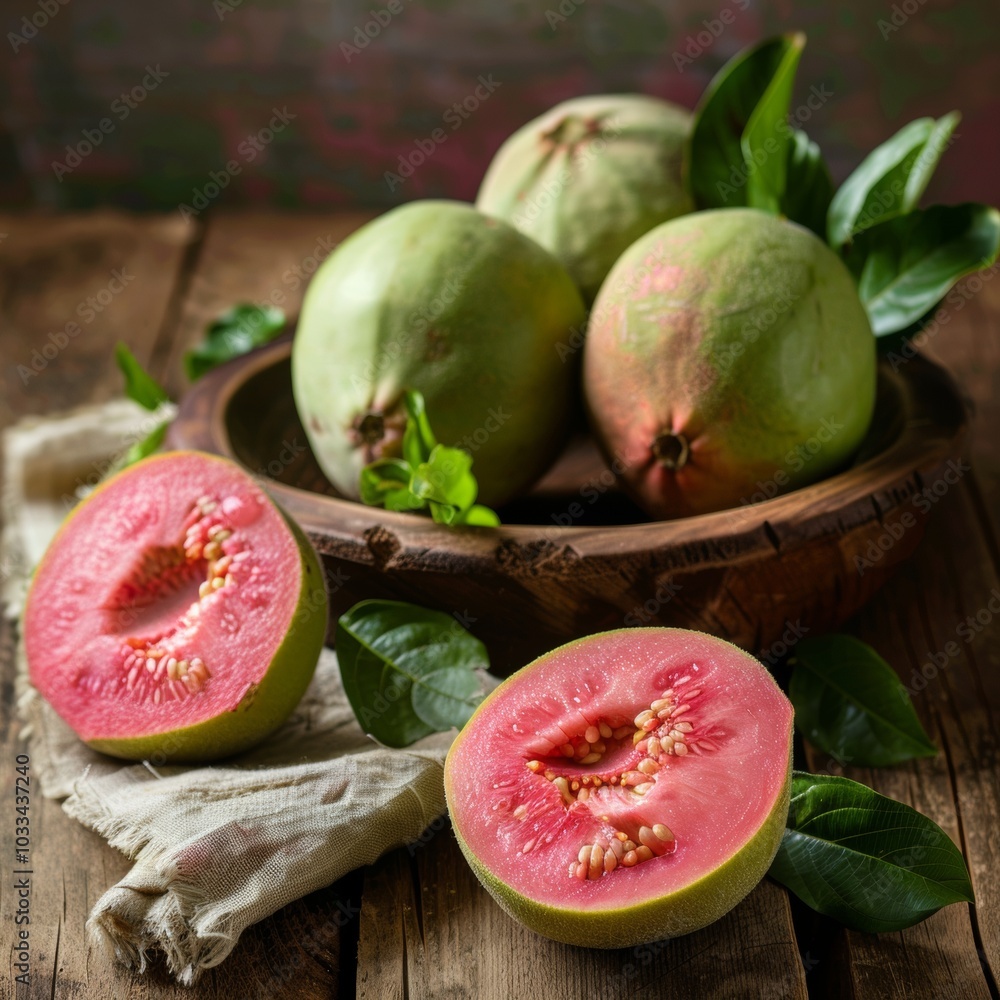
[4,401,454,985]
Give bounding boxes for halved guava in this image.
[444,628,793,948]
[24,450,328,763]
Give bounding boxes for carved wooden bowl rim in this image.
[170,339,967,568]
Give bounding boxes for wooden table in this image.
[2,211,998,999]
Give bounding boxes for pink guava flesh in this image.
[446,629,793,922]
[25,451,308,745]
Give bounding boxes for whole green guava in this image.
[292,200,586,508]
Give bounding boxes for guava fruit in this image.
[583,208,877,518]
[445,627,793,948]
[476,94,693,303]
[292,200,586,509]
[23,450,328,763]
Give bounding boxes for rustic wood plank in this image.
[908,272,1000,992]
[804,573,992,1000]
[158,210,375,397]
[0,211,196,433]
[799,277,1000,999]
[357,827,808,1000]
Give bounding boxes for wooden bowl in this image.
[170,339,967,673]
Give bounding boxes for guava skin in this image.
[292,200,586,509]
[476,94,693,304]
[583,208,877,519]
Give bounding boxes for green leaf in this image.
[789,635,937,766]
[741,36,805,214]
[402,390,437,467]
[782,128,834,237]
[845,203,1000,336]
[336,599,490,747]
[183,304,285,381]
[410,666,483,730]
[455,504,501,527]
[412,446,477,509]
[359,391,500,528]
[827,113,960,248]
[115,343,169,411]
[359,458,417,511]
[117,419,170,471]
[428,499,460,525]
[770,772,974,932]
[687,33,804,212]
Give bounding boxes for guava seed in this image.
[508,675,716,880]
[105,495,251,706]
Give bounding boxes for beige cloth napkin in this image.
[4,401,456,985]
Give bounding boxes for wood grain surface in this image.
[1,211,997,1000]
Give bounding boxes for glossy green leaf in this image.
[770,772,974,932]
[782,128,834,237]
[336,599,491,747]
[790,635,936,766]
[115,419,170,471]
[115,342,169,411]
[402,390,437,467]
[359,458,416,511]
[827,113,960,248]
[410,666,483,730]
[359,392,499,527]
[846,203,1000,336]
[687,33,804,212]
[412,446,477,509]
[741,36,805,214]
[428,499,460,525]
[184,304,286,381]
[455,504,502,527]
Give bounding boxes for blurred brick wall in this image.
[2,0,998,211]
